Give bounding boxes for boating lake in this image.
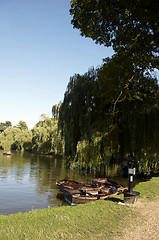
[0,151,128,215]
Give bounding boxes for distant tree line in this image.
[0,121,12,133]
[0,106,64,156]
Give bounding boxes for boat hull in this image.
[57,178,128,205]
[63,187,119,205]
[92,178,122,188]
[56,179,98,191]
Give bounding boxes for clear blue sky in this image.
[0,0,113,129]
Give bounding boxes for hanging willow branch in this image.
[112,73,136,114]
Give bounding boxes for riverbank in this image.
[122,176,159,240]
[0,177,159,240]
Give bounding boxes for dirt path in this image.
[121,197,159,240]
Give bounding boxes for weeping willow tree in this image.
[96,54,159,174]
[59,60,159,174]
[31,113,64,155]
[66,0,159,174]
[59,68,97,157]
[59,67,118,171]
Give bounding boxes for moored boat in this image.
[63,187,122,205]
[92,178,123,188]
[56,179,96,191]
[3,151,11,155]
[56,178,128,205]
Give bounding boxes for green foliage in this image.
[59,64,159,173]
[31,114,64,155]
[71,132,118,174]
[70,0,159,72]
[66,1,159,174]
[59,68,97,157]
[0,114,64,156]
[15,121,28,130]
[96,56,159,163]
[0,127,32,151]
[14,130,32,151]
[52,103,61,119]
[0,121,12,133]
[0,127,20,151]
[97,54,158,113]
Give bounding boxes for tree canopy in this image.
[70,0,159,72]
[0,121,12,133]
[59,64,159,174]
[16,121,28,130]
[68,0,159,174]
[59,68,97,156]
[0,114,64,156]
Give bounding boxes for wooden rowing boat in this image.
[56,178,128,205]
[56,179,96,191]
[63,187,121,205]
[56,178,123,191]
[92,178,123,188]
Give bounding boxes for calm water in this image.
[0,151,128,215]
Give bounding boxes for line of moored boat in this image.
[56,178,128,205]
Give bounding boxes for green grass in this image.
[0,199,136,240]
[0,177,158,240]
[133,177,159,201]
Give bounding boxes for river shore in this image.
[0,177,158,240]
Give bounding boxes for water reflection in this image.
[0,151,130,215]
[0,151,94,215]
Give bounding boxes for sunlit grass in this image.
[0,198,135,240]
[133,177,159,201]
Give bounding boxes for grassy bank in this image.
[133,177,159,201]
[0,177,159,240]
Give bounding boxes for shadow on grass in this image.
[104,196,124,203]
